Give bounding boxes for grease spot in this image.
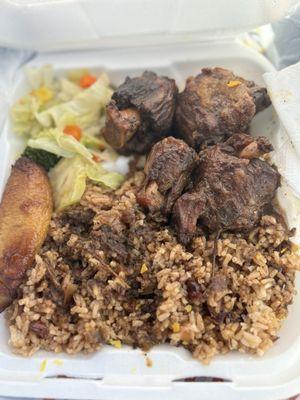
[145,355,153,368]
[269,89,293,103]
[40,359,47,372]
[53,359,63,366]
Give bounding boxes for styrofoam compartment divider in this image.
[1,41,300,400]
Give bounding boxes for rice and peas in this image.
[7,171,299,364]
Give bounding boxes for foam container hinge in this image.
[1,41,300,400]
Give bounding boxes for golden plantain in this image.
[0,157,53,311]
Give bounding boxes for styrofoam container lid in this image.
[0,0,298,51]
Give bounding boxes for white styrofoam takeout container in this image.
[1,1,300,399]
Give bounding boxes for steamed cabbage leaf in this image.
[25,65,55,90]
[36,73,112,132]
[28,128,93,160]
[10,94,42,137]
[49,155,124,210]
[11,66,123,210]
[11,66,57,137]
[57,78,82,102]
[80,133,108,150]
[11,67,111,138]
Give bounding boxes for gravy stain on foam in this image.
[144,353,153,368]
[53,359,63,366]
[269,89,293,104]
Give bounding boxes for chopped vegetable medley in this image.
[11,65,124,210]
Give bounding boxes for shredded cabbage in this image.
[11,65,124,210]
[11,66,56,137]
[49,155,124,210]
[11,67,111,138]
[57,78,82,102]
[28,128,93,160]
[10,94,42,137]
[67,68,90,83]
[25,64,55,90]
[36,73,112,132]
[80,133,108,150]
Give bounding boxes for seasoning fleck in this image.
[53,359,63,366]
[227,80,241,88]
[145,356,153,368]
[172,323,180,333]
[33,87,53,103]
[109,339,122,349]
[40,359,47,372]
[185,305,192,313]
[140,264,148,274]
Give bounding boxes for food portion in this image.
[0,158,52,311]
[26,128,123,210]
[7,173,298,363]
[175,67,271,149]
[103,71,177,154]
[137,137,198,214]
[172,134,279,244]
[3,65,300,364]
[11,66,111,138]
[10,66,124,210]
[1,67,124,307]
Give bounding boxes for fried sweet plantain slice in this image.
[0,157,53,311]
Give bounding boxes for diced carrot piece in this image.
[98,142,106,151]
[79,74,97,88]
[92,154,101,163]
[63,125,82,141]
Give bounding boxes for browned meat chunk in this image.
[246,81,271,113]
[104,103,142,149]
[175,67,271,149]
[207,273,228,303]
[96,224,128,259]
[30,320,49,338]
[173,134,280,244]
[137,137,198,214]
[222,133,273,159]
[186,278,203,305]
[103,71,177,154]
